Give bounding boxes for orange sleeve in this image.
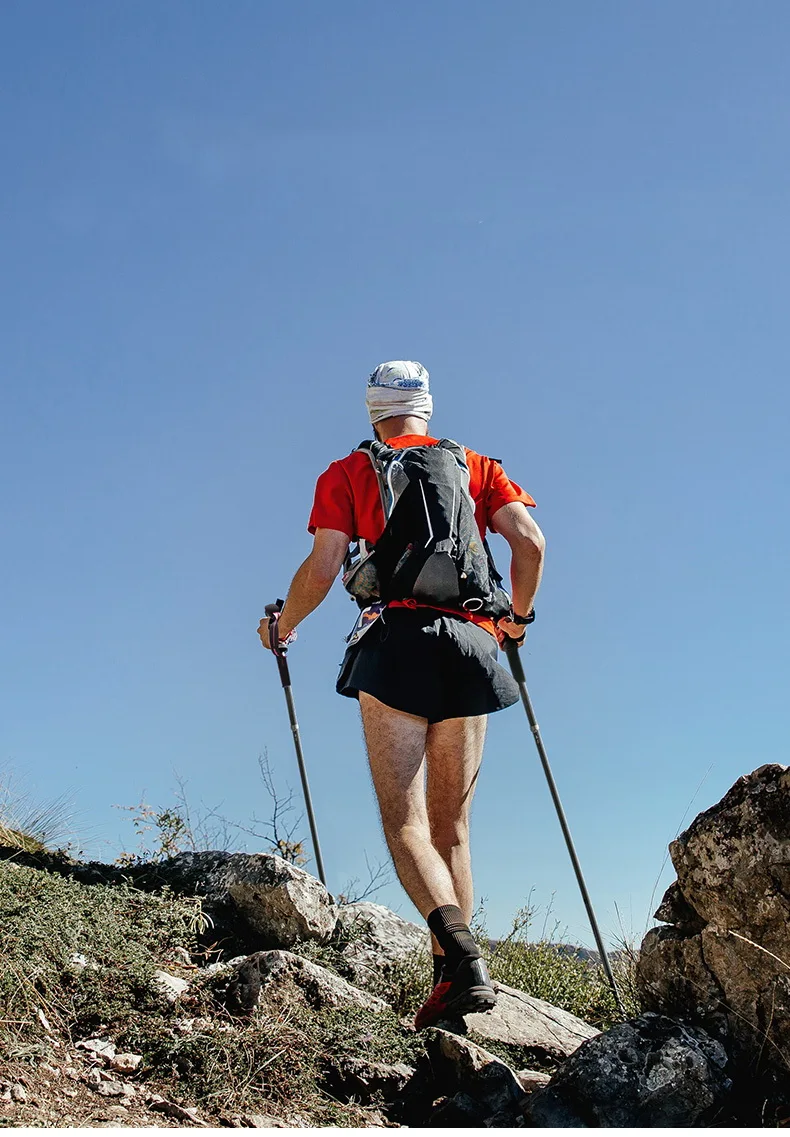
[308,461,355,537]
[484,458,536,529]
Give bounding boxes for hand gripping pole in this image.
[504,639,626,1017]
[264,600,327,887]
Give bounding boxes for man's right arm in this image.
[490,501,546,636]
[258,527,349,649]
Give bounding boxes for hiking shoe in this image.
[413,956,496,1031]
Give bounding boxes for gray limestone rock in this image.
[465,980,599,1062]
[223,949,387,1014]
[669,764,790,940]
[157,851,338,946]
[638,764,790,1082]
[324,1055,415,1103]
[336,900,427,986]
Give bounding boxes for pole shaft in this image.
[283,684,327,887]
[505,643,625,1016]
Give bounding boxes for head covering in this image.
[365,360,432,425]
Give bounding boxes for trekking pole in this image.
[503,639,626,1017]
[264,600,327,888]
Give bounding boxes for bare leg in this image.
[426,714,487,956]
[359,692,460,917]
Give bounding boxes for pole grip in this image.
[504,638,526,684]
[265,599,291,687]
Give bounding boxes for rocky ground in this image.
[0,849,608,1128]
[2,762,789,1127]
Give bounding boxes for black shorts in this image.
[336,608,520,724]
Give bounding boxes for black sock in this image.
[427,905,480,970]
[432,953,446,985]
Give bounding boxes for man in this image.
[258,361,545,1029]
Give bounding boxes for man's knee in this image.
[382,819,433,860]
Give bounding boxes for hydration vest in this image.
[342,439,511,621]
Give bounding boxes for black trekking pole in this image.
[264,600,327,888]
[503,639,626,1017]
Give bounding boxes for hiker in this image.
[258,361,545,1029]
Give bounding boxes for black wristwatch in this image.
[512,609,536,626]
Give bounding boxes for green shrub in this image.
[483,905,641,1029]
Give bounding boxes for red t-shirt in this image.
[308,435,536,636]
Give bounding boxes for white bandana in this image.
[365,360,432,425]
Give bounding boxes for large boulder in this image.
[465,980,599,1063]
[637,764,790,1084]
[155,852,338,946]
[526,1013,732,1128]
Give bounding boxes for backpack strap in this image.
[435,438,469,469]
[355,439,390,517]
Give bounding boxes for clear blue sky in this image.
[2,1,789,948]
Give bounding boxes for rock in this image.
[325,1055,415,1103]
[516,1069,552,1093]
[526,1013,731,1128]
[70,952,98,971]
[223,950,388,1014]
[109,1052,142,1074]
[158,851,338,946]
[654,880,706,932]
[637,764,790,1089]
[336,901,427,985]
[76,1038,117,1062]
[464,981,598,1062]
[95,1080,127,1098]
[668,765,790,938]
[205,954,248,977]
[153,969,190,1001]
[11,1084,27,1103]
[147,1093,209,1126]
[426,1028,527,1126]
[638,925,727,1032]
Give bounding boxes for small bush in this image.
[483,905,641,1029]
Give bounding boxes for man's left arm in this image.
[258,528,350,649]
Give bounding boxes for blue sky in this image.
[2,1,789,948]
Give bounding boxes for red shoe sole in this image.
[414,984,497,1030]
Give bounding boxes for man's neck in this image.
[375,415,431,443]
